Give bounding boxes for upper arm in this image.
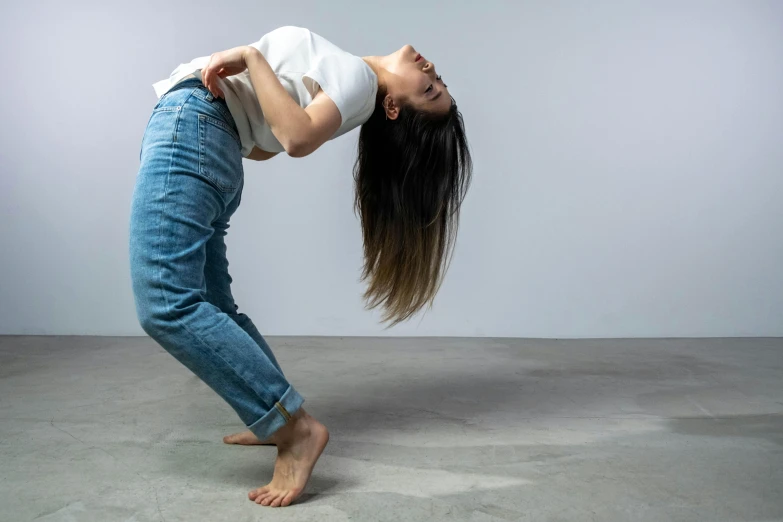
[288,89,342,158]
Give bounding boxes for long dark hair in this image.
[353,88,472,325]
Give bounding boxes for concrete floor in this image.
[0,336,781,522]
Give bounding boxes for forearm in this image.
[245,146,279,161]
[243,47,310,153]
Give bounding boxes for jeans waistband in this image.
[166,77,236,133]
[168,76,206,94]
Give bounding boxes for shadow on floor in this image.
[667,413,783,447]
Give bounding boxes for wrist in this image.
[242,46,261,63]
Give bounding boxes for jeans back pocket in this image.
[198,114,243,193]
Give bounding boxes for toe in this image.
[225,430,264,445]
[270,494,284,508]
[249,486,268,500]
[281,491,295,507]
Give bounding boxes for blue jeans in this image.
[130,78,303,440]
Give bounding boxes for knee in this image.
[132,279,187,339]
[136,305,171,340]
[136,292,209,340]
[132,276,206,339]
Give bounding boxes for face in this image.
[383,44,451,117]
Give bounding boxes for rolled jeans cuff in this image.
[247,385,305,440]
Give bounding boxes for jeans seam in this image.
[199,113,241,148]
[141,107,182,161]
[151,97,277,415]
[173,104,183,143]
[154,235,278,415]
[190,86,236,128]
[274,402,292,421]
[198,115,240,195]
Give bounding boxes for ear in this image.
[382,94,400,121]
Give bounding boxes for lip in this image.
[415,53,422,62]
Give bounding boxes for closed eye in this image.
[426,75,444,94]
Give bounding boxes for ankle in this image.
[272,409,310,446]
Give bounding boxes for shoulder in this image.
[259,26,313,45]
[266,25,311,36]
[309,54,376,97]
[308,54,376,126]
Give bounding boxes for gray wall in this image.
[1,1,781,337]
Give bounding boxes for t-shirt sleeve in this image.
[302,54,374,123]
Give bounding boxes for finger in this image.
[210,71,221,97]
[212,76,223,98]
[202,55,213,85]
[203,66,211,90]
[206,61,217,83]
[207,76,215,97]
[206,69,219,97]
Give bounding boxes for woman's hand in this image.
[200,46,253,99]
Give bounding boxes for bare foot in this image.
[247,410,329,507]
[223,430,275,446]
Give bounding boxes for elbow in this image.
[284,139,312,158]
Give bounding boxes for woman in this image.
[130,26,471,508]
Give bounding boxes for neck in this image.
[362,55,387,89]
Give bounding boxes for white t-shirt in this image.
[152,26,378,156]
